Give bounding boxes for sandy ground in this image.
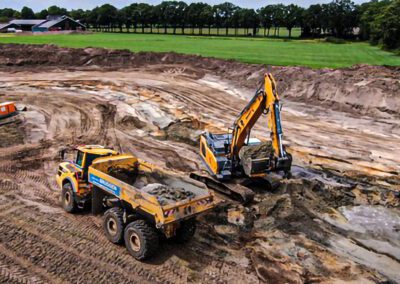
[0,45,399,283]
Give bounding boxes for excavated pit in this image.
[0,44,399,283]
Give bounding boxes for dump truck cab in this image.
[56,145,118,205]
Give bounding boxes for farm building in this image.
[3,16,85,33]
[0,23,21,33]
[9,19,47,31]
[32,16,86,32]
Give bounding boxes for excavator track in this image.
[190,172,254,204]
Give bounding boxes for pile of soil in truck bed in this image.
[107,166,196,205]
[142,183,196,205]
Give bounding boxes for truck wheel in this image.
[103,207,125,244]
[61,182,78,213]
[124,220,159,260]
[174,219,197,243]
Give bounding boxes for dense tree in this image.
[70,9,85,22]
[156,1,188,34]
[258,5,274,36]
[47,5,68,16]
[236,8,259,36]
[116,8,127,32]
[155,2,170,34]
[138,4,154,33]
[1,8,16,18]
[271,4,285,36]
[214,2,238,36]
[301,4,324,37]
[1,8,18,21]
[87,7,99,30]
[186,3,210,35]
[377,0,400,49]
[117,7,130,32]
[284,4,303,38]
[21,6,35,19]
[97,4,118,31]
[359,0,391,41]
[36,9,49,19]
[328,0,358,37]
[200,4,214,35]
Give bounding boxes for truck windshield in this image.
[75,151,84,167]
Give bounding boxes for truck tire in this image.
[61,182,78,213]
[103,207,125,244]
[124,220,159,260]
[174,219,197,243]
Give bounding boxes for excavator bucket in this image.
[241,156,270,177]
[239,142,274,177]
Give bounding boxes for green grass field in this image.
[1,32,399,68]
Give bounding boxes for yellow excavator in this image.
[190,73,292,203]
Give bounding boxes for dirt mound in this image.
[1,44,399,117]
[274,65,400,118]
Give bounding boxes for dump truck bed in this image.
[88,155,215,226]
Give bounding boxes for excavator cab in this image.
[200,133,233,180]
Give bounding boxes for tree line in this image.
[1,0,399,50]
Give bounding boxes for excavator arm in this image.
[230,73,284,160]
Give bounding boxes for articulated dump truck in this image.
[56,145,216,260]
